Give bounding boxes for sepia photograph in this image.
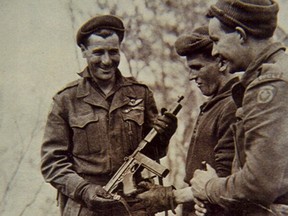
[1,0,288,215]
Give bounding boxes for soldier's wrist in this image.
[204,178,215,204]
[74,180,90,201]
[173,187,194,204]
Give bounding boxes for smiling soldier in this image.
[191,1,288,216]
[40,15,177,216]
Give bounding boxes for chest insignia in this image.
[123,98,144,113]
[128,98,143,106]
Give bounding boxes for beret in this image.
[207,0,279,38]
[174,26,213,57]
[76,15,125,46]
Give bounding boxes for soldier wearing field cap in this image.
[176,26,238,216]
[190,1,288,215]
[41,15,177,216]
[134,26,238,216]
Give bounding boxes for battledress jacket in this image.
[182,77,238,216]
[41,68,169,216]
[205,43,288,216]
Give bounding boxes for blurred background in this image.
[0,0,287,215]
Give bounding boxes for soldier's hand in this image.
[131,181,177,214]
[190,163,217,201]
[153,110,177,138]
[75,182,119,211]
[194,198,209,216]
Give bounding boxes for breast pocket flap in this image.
[70,113,99,128]
[122,111,144,126]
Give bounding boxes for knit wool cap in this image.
[208,0,279,38]
[76,15,125,47]
[174,26,213,56]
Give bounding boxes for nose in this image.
[101,52,112,65]
[189,69,198,81]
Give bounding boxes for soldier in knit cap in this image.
[191,0,288,215]
[133,26,239,216]
[40,15,178,216]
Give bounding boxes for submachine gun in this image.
[104,96,184,196]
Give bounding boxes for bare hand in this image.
[190,163,217,200]
[194,198,208,216]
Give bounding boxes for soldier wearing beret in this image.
[191,0,288,215]
[40,15,177,216]
[134,26,238,216]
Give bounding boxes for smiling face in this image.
[186,53,224,97]
[82,33,120,83]
[208,18,248,74]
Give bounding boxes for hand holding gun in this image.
[104,96,184,196]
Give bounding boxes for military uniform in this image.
[183,77,238,216]
[41,68,168,216]
[205,43,288,216]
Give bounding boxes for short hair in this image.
[81,29,119,47]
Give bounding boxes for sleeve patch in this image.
[257,86,276,104]
[257,72,283,82]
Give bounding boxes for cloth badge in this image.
[128,98,143,106]
[257,86,276,104]
[123,98,144,113]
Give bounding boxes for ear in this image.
[80,44,88,58]
[235,27,247,43]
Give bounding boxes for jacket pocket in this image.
[122,110,144,126]
[70,113,100,155]
[122,108,144,150]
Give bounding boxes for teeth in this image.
[218,57,228,72]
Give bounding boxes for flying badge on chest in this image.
[123,98,144,113]
[257,85,276,104]
[128,98,143,106]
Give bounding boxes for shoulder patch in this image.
[56,79,80,95]
[257,85,276,104]
[258,63,283,81]
[248,64,283,90]
[257,73,283,82]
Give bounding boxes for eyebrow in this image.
[92,47,119,52]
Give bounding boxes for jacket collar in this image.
[76,67,139,112]
[231,42,285,108]
[201,77,239,111]
[241,42,285,88]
